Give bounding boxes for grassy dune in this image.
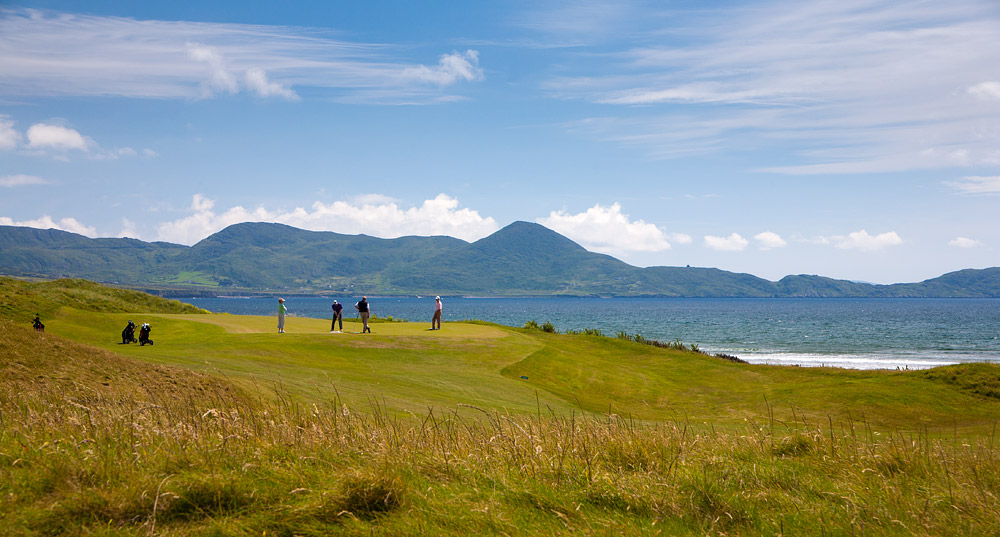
[2,278,1000,535]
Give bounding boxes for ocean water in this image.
[184,296,1000,370]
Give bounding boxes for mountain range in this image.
[1,222,999,297]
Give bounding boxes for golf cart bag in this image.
[138,323,153,346]
[122,320,137,344]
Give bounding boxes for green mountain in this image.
[177,222,465,289]
[0,226,185,283]
[2,222,999,297]
[386,221,640,294]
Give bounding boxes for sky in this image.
[1,0,999,284]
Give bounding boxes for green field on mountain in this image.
[3,277,1000,535]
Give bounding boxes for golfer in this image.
[277,298,287,333]
[331,300,343,332]
[355,296,371,333]
[431,296,442,330]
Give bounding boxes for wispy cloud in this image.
[704,233,749,252]
[0,9,483,104]
[946,175,1000,195]
[0,115,21,149]
[0,174,48,187]
[541,0,1000,173]
[536,202,680,256]
[155,193,499,245]
[514,1,645,44]
[400,50,484,85]
[968,81,1000,101]
[949,236,981,248]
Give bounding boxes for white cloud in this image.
[401,50,484,85]
[832,230,902,252]
[118,217,139,239]
[754,231,787,250]
[191,193,215,212]
[948,237,981,248]
[946,175,1000,195]
[0,215,97,236]
[537,202,674,255]
[0,115,22,149]
[186,43,300,100]
[26,123,90,151]
[668,232,692,245]
[351,193,399,205]
[704,233,749,252]
[0,174,48,187]
[245,67,299,100]
[156,193,499,245]
[187,43,240,96]
[0,10,482,104]
[969,81,1000,101]
[543,1,1000,173]
[0,117,151,159]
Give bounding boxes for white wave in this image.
[735,351,964,370]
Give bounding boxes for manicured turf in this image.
[36,302,1000,434]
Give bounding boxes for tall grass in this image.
[3,322,999,535]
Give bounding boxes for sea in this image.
[184,296,1000,370]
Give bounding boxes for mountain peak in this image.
[475,221,587,253]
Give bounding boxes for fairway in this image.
[5,277,1000,432]
[167,312,508,338]
[33,301,1000,435]
[49,307,580,415]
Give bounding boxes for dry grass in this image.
[3,320,1000,536]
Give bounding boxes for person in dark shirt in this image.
[355,296,371,333]
[331,300,343,332]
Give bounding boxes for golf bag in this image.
[122,320,137,344]
[138,323,153,346]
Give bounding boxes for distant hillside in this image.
[2,222,999,297]
[0,226,185,283]
[178,222,466,289]
[386,222,640,294]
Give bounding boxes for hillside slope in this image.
[179,222,467,288]
[3,222,1000,297]
[0,276,205,321]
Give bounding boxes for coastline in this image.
[185,296,1000,371]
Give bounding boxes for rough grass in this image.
[3,320,1000,535]
[4,279,1000,535]
[921,363,1000,401]
[0,276,205,322]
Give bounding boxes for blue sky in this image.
[1,1,998,284]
